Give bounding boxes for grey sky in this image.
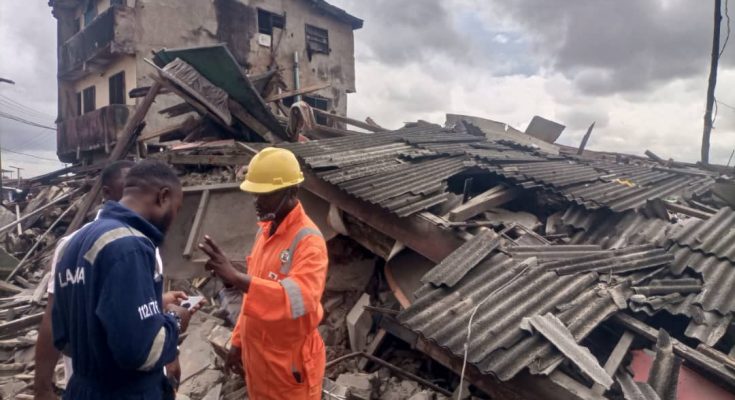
[1,0,734,178]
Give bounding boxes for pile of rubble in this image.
[2,41,735,399]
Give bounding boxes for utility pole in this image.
[703,0,722,165]
[8,166,22,186]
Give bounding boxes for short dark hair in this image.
[124,159,181,192]
[101,160,135,187]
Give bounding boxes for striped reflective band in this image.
[139,326,166,371]
[280,277,306,319]
[83,227,149,265]
[279,227,323,274]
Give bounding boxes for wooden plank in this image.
[312,109,387,133]
[66,82,162,234]
[228,98,283,143]
[611,313,735,389]
[358,328,387,369]
[0,312,43,337]
[664,202,713,220]
[183,189,210,258]
[592,331,635,395]
[264,83,330,103]
[0,280,23,295]
[448,187,521,222]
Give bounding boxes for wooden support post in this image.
[592,331,635,395]
[65,82,162,234]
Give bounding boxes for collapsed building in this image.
[2,4,735,398]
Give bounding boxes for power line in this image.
[0,111,56,131]
[0,95,54,120]
[0,148,58,162]
[721,0,731,58]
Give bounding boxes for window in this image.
[75,92,82,117]
[257,9,285,35]
[83,0,97,26]
[305,24,329,58]
[82,86,96,114]
[305,95,329,125]
[110,0,124,6]
[108,71,126,105]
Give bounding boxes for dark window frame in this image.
[257,8,285,36]
[82,85,96,114]
[75,92,82,117]
[305,24,330,58]
[108,71,126,105]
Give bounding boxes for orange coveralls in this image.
[232,202,328,399]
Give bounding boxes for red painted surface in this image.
[630,350,735,400]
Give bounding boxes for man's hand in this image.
[162,291,187,309]
[166,304,192,333]
[166,357,181,389]
[198,235,240,284]
[225,345,244,376]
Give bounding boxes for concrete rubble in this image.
[1,41,734,400]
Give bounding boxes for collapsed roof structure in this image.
[1,43,734,399]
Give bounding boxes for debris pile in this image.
[2,41,735,399]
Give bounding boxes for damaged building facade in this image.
[49,0,362,164]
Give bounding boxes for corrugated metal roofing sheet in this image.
[522,313,613,388]
[670,207,735,262]
[399,253,625,380]
[560,206,682,248]
[420,229,499,287]
[542,244,673,275]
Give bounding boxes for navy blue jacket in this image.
[52,201,179,399]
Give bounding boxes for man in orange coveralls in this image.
[199,147,327,399]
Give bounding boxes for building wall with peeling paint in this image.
[53,0,359,162]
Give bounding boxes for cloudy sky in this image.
[1,0,735,177]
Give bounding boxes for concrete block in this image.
[336,372,375,400]
[346,293,372,352]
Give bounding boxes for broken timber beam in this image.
[302,170,464,263]
[0,312,43,338]
[66,82,162,234]
[228,98,282,143]
[312,108,387,133]
[663,202,714,219]
[264,83,330,103]
[447,186,520,222]
[592,331,635,395]
[577,122,595,155]
[611,313,735,389]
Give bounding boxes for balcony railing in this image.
[59,5,135,80]
[57,104,133,163]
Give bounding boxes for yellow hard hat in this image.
[240,147,304,193]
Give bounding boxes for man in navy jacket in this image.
[52,160,188,400]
